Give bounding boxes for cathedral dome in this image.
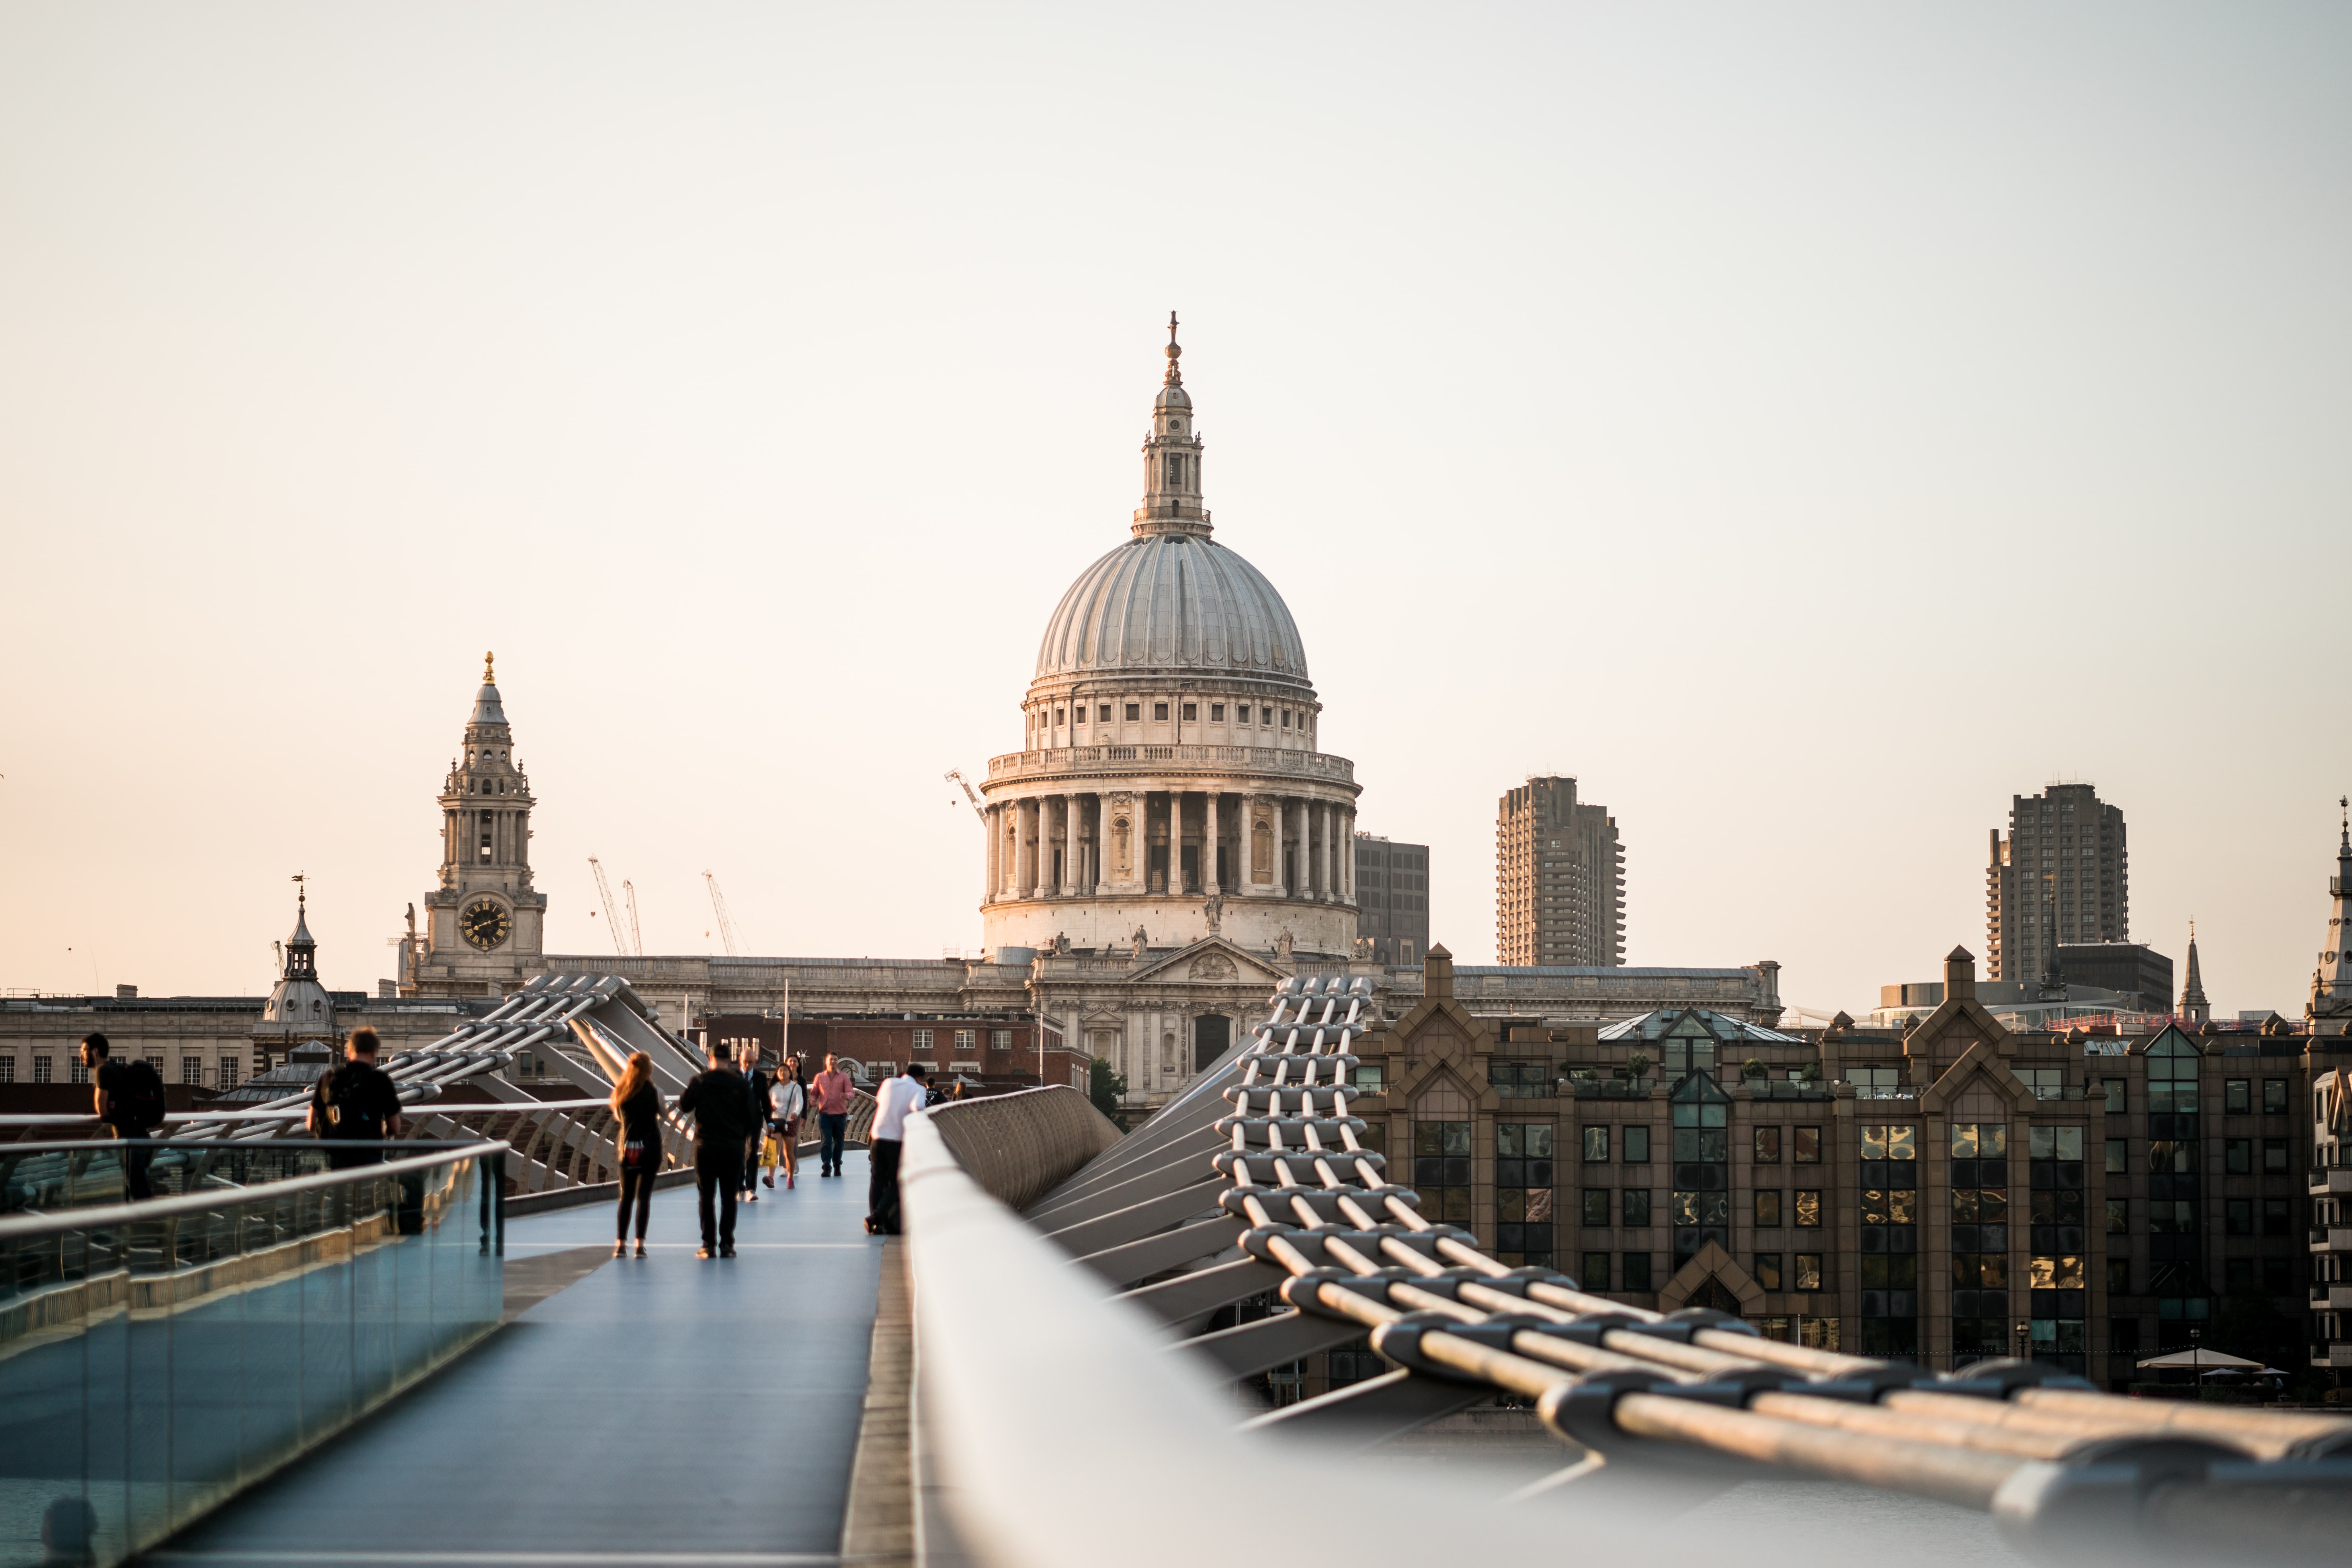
[1035,532,1309,683]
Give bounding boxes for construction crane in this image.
[621,880,645,958]
[945,769,985,823]
[588,857,631,958]
[703,871,741,957]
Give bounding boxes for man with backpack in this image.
[83,1032,166,1199]
[678,1039,758,1258]
[306,1026,404,1169]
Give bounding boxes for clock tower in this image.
[404,654,548,997]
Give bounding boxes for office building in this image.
[1353,834,1429,967]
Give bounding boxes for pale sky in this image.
[2,3,2346,1019]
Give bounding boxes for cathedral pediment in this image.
[1125,937,1284,988]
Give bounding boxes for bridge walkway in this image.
[153,1151,883,1567]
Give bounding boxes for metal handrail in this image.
[0,1140,506,1241]
[899,1115,1584,1568]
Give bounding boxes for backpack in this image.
[115,1059,168,1132]
[324,1065,386,1138]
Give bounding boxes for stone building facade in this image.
[0,893,491,1098]
[976,320,1360,963]
[1986,782,2130,982]
[1495,775,1625,968]
[400,653,549,999]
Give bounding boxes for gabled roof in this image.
[1597,1006,1803,1045]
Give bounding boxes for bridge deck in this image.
[156,1152,883,1566]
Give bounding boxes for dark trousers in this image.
[694,1146,738,1251]
[617,1164,656,1241]
[867,1137,904,1235]
[117,1133,154,1201]
[818,1112,848,1174]
[324,1138,385,1171]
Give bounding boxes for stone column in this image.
[1022,798,1039,896]
[1238,792,1256,892]
[1064,792,1080,896]
[984,803,998,902]
[1204,791,1221,895]
[1321,802,1335,903]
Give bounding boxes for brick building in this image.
[773,1011,1087,1094]
[1337,945,2344,1392]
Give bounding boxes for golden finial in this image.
[1164,310,1182,386]
[483,650,496,683]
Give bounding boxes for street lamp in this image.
[2191,1327,2202,1384]
[2014,1318,2030,1364]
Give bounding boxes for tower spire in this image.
[1135,314,1208,537]
[2178,919,2209,1024]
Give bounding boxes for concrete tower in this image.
[1985,782,2129,982]
[406,654,547,996]
[1495,775,1625,967]
[979,318,1361,959]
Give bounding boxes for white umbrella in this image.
[2137,1347,2263,1370]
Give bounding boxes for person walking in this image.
[608,1051,662,1258]
[766,1057,805,1190]
[864,1061,930,1236]
[678,1039,755,1258]
[82,1032,166,1199]
[811,1053,854,1178]
[737,1046,771,1202]
[305,1026,404,1170]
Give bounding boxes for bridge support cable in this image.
[945,971,2352,1562]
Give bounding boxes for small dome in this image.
[1155,382,1192,412]
[1037,531,1308,681]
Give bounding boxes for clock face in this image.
[460,899,512,951]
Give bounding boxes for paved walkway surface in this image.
[154,1154,883,1567]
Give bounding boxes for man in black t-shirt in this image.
[307,1027,404,1169]
[678,1041,756,1258]
[83,1032,162,1199]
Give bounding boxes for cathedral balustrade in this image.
[986,744,1354,783]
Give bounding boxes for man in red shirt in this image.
[811,1054,854,1178]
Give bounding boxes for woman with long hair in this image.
[609,1051,662,1258]
[765,1055,805,1191]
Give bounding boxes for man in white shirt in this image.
[865,1062,932,1236]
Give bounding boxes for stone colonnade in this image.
[983,789,1357,903]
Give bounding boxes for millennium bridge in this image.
[2,975,2346,1567]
